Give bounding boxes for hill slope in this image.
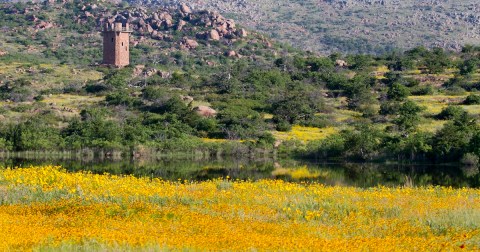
[126,0,480,54]
[1,0,480,166]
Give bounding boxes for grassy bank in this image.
[0,166,479,251]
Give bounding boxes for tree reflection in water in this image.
[0,156,479,188]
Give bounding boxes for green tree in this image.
[217,103,266,140]
[344,74,378,116]
[7,118,64,151]
[459,58,479,76]
[436,106,467,120]
[387,83,410,101]
[341,124,385,160]
[63,109,123,149]
[433,114,478,161]
[394,100,423,132]
[424,47,451,74]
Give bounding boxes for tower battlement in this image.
[103,22,133,33]
[102,22,132,67]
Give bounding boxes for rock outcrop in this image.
[194,106,217,118]
[34,21,54,30]
[9,0,265,57]
[180,3,192,14]
[237,28,248,37]
[335,60,348,67]
[209,29,220,41]
[58,2,253,50]
[226,50,237,57]
[180,95,194,103]
[181,37,199,49]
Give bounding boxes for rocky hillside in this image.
[125,0,480,54]
[0,0,281,68]
[0,0,288,122]
[2,0,480,166]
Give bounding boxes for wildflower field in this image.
[272,126,338,142]
[1,166,480,251]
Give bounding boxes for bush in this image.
[387,83,410,101]
[303,116,331,128]
[379,101,399,115]
[410,85,434,96]
[104,68,133,88]
[463,94,480,105]
[403,78,420,88]
[444,86,467,96]
[394,100,423,132]
[142,87,168,102]
[436,106,467,120]
[106,91,137,107]
[63,82,84,94]
[306,134,345,159]
[7,87,33,102]
[460,153,479,166]
[85,83,110,93]
[459,58,479,76]
[275,120,292,132]
[34,95,45,102]
[256,132,276,147]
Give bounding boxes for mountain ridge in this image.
[122,0,480,54]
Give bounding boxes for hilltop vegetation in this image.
[1,1,480,166]
[127,0,480,54]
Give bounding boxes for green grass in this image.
[35,241,171,252]
[410,95,467,115]
[0,62,103,91]
[418,119,447,133]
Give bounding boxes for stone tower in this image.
[102,22,132,67]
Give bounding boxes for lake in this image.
[0,156,479,188]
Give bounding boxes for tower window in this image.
[111,38,114,42]
[122,42,124,46]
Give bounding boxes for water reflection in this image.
[0,157,479,188]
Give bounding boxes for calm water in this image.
[1,157,479,188]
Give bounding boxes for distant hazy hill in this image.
[125,0,480,54]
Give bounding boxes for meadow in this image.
[0,166,479,251]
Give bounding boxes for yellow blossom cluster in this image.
[272,126,338,142]
[0,166,479,251]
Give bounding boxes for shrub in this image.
[410,85,434,96]
[142,87,168,102]
[379,101,399,115]
[307,134,345,158]
[104,68,133,88]
[394,100,423,132]
[276,120,292,132]
[436,106,467,120]
[257,132,276,147]
[444,86,467,96]
[387,83,410,101]
[106,91,137,107]
[463,94,480,105]
[459,58,479,76]
[460,153,479,166]
[34,95,45,102]
[303,116,331,128]
[403,78,420,88]
[64,82,84,94]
